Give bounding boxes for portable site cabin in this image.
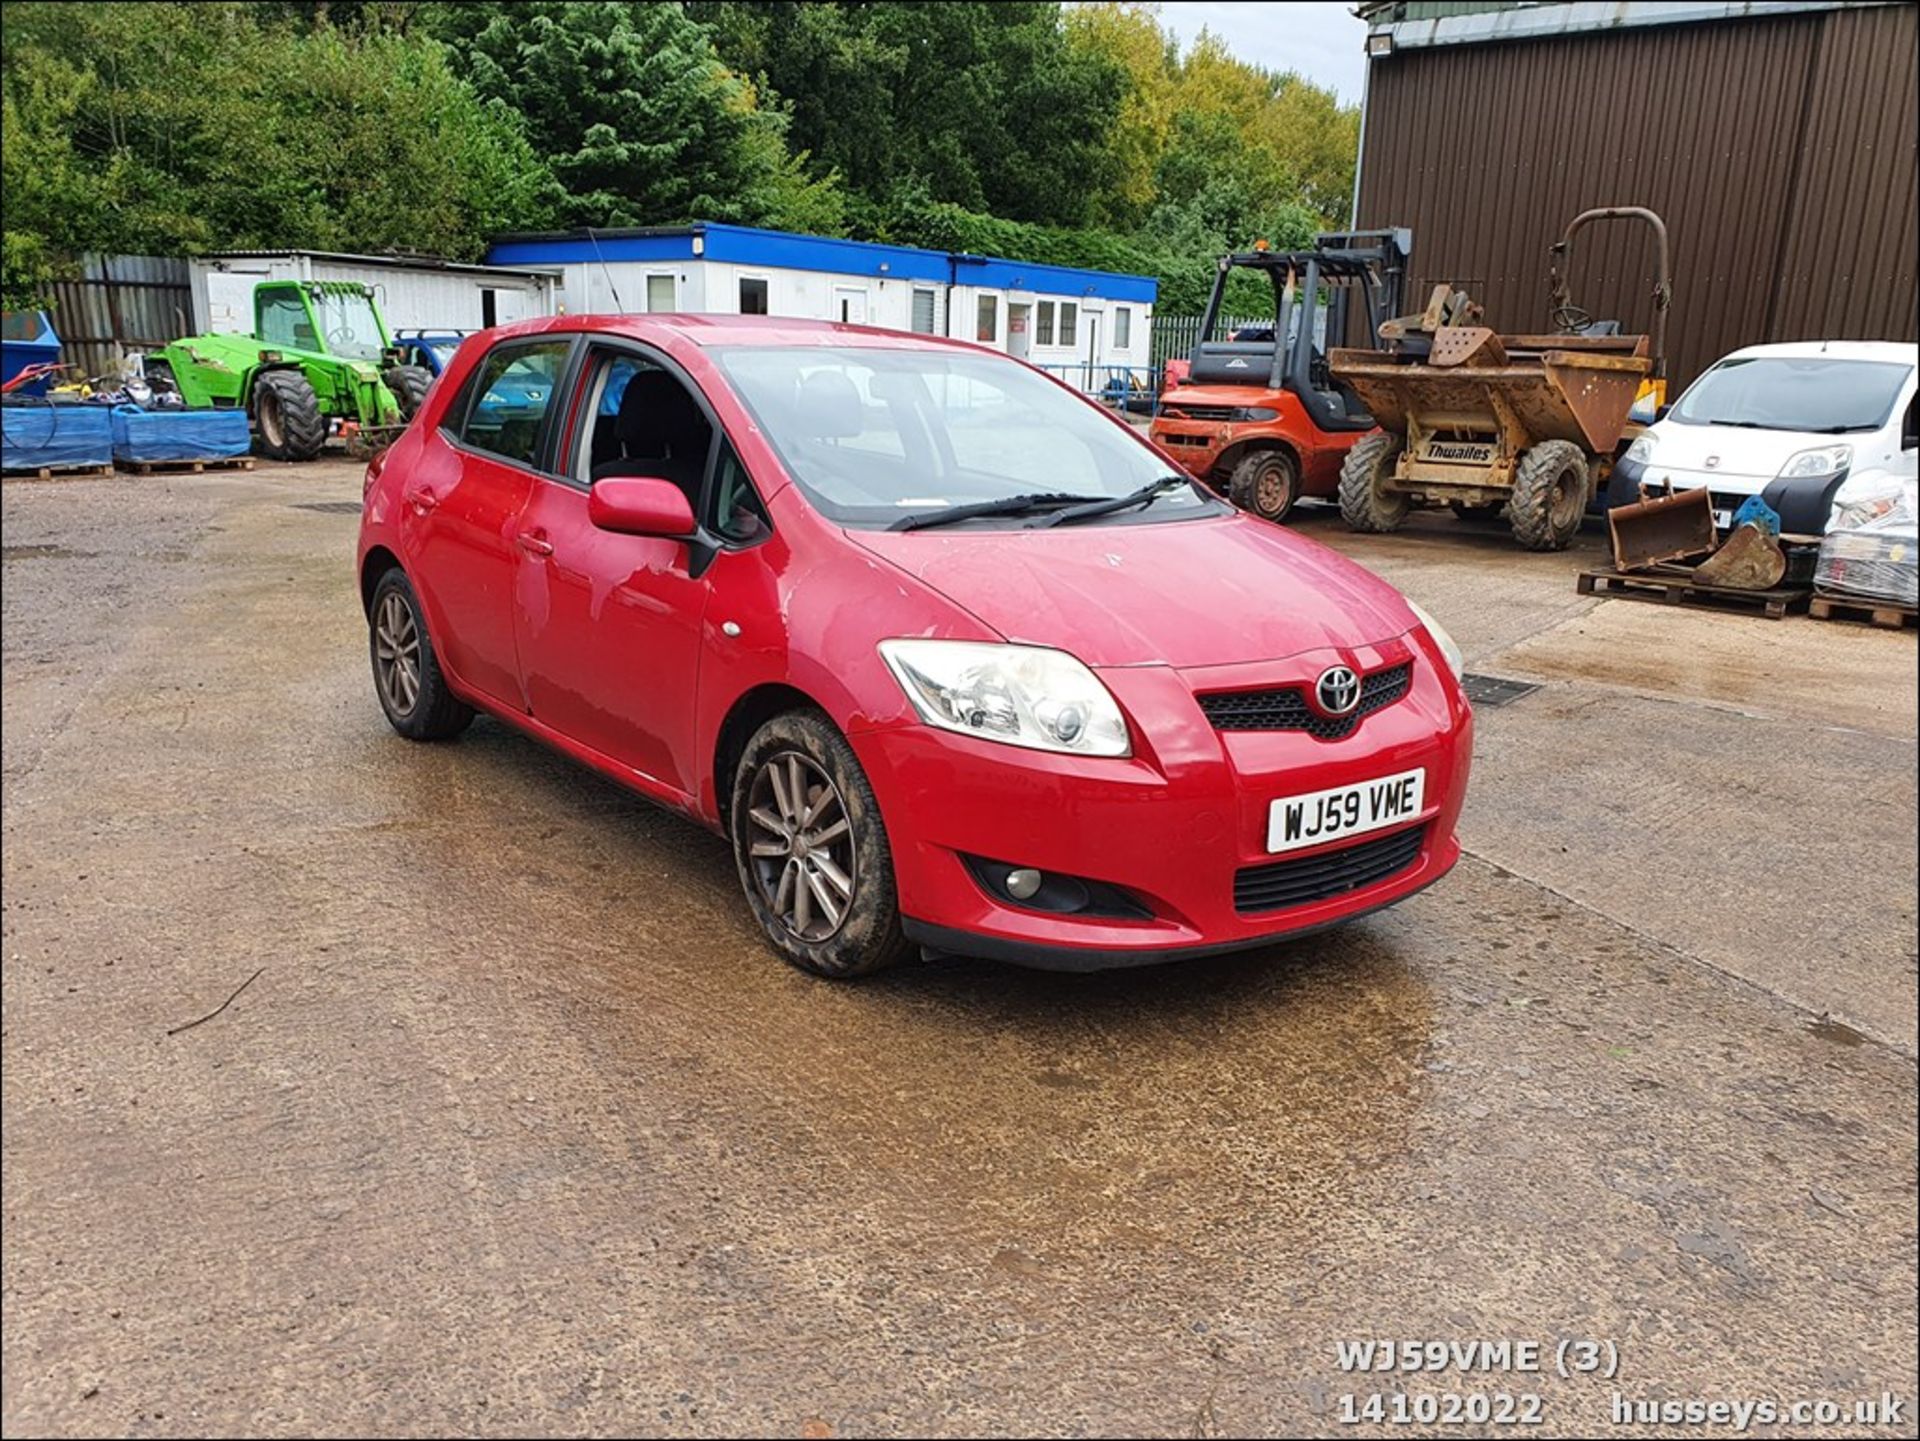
[188,251,560,338]
[485,223,1157,389]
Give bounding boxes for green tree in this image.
[1,1,552,305]
[430,1,844,233]
[692,2,1124,228]
[1062,2,1178,227]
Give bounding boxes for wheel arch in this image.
[712,682,830,837]
[360,545,403,616]
[1212,435,1300,484]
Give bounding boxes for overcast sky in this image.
[1153,2,1370,103]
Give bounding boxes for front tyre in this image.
[1337,431,1409,533]
[1227,448,1299,524]
[368,568,474,740]
[1509,439,1589,550]
[252,369,326,461]
[730,710,910,978]
[384,364,432,419]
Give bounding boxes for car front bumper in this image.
[850,631,1473,970]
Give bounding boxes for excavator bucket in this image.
[1693,523,1788,591]
[1608,487,1714,571]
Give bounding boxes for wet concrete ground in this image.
[3,462,1916,1437]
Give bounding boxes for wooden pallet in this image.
[1809,593,1918,630]
[1,462,115,482]
[118,455,256,475]
[1577,565,1810,620]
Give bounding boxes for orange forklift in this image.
[1151,230,1411,523]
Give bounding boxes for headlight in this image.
[1405,600,1464,680]
[1625,434,1655,464]
[878,640,1131,757]
[1227,406,1280,422]
[1777,443,1852,479]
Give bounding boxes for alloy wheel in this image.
[374,590,421,717]
[746,751,857,942]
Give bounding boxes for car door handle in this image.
[406,489,438,514]
[516,530,554,557]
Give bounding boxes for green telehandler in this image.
[146,280,433,461]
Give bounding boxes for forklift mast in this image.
[1195,228,1413,360]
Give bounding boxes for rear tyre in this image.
[368,568,474,741]
[1337,432,1409,533]
[252,369,326,461]
[1509,440,1590,551]
[1227,448,1300,524]
[384,364,432,420]
[730,710,910,979]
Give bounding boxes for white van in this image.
[1607,340,1918,536]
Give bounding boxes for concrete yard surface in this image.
[3,465,1916,1437]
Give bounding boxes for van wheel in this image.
[1450,500,1504,521]
[1509,440,1589,550]
[730,711,910,979]
[1228,449,1299,524]
[1337,432,1409,532]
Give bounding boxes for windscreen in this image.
[715,345,1203,528]
[311,290,385,361]
[1670,357,1909,433]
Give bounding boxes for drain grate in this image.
[1461,673,1541,708]
[291,501,363,515]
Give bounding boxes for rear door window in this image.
[451,339,572,468]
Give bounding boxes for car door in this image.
[510,343,733,796]
[402,335,573,708]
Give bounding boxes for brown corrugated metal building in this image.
[1352,0,1919,387]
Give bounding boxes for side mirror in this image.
[589,476,696,538]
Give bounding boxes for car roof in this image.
[477,312,990,354]
[1715,339,1918,367]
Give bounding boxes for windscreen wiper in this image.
[888,491,1103,532]
[1029,475,1195,529]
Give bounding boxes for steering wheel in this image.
[327,327,356,349]
[1550,303,1594,334]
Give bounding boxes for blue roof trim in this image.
[487,232,694,267]
[485,222,1156,303]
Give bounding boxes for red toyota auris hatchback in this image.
[357,315,1472,978]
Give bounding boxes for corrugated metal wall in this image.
[42,254,193,378]
[1356,3,1919,387]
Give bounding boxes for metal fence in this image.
[38,253,192,380]
[1150,314,1267,366]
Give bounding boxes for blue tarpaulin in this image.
[1,400,113,472]
[110,405,251,464]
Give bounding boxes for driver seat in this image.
[592,369,713,502]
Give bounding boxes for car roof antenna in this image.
[585,226,626,313]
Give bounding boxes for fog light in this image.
[1005,867,1043,900]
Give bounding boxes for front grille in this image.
[1234,823,1427,914]
[1158,432,1211,447]
[1197,663,1412,740]
[1164,404,1237,422]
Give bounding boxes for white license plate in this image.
[1267,768,1426,854]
